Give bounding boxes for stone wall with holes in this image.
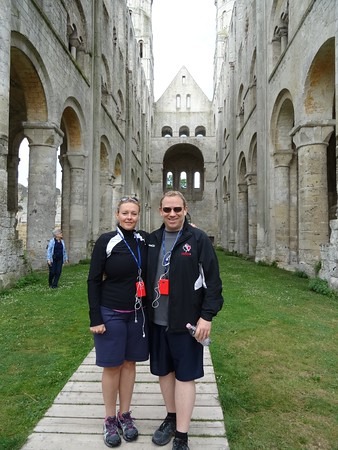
[212,0,338,284]
[0,0,153,287]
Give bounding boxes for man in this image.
[147,191,224,450]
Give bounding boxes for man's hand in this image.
[195,318,211,343]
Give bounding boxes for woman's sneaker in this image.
[117,411,139,441]
[152,418,176,445]
[103,416,121,447]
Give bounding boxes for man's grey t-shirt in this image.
[152,230,179,326]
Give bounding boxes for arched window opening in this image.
[194,172,200,189]
[195,126,206,137]
[186,94,191,109]
[163,145,204,201]
[176,94,181,109]
[166,171,173,189]
[180,171,187,189]
[162,126,173,137]
[139,40,143,58]
[182,75,186,85]
[179,126,189,137]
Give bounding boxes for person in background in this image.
[87,196,148,448]
[147,190,224,450]
[46,228,68,288]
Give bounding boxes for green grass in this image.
[212,251,338,450]
[0,254,337,449]
[0,265,93,450]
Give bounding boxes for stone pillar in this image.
[24,123,64,269]
[100,171,113,233]
[222,193,230,250]
[237,182,248,254]
[246,173,257,257]
[67,153,86,263]
[273,151,293,265]
[292,124,334,273]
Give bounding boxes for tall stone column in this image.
[24,123,63,269]
[67,153,86,263]
[292,124,334,273]
[100,171,113,233]
[0,0,23,287]
[237,182,248,254]
[221,193,230,250]
[273,151,293,265]
[246,173,257,257]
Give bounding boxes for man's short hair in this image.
[160,190,187,208]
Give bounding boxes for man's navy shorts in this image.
[149,323,204,381]
[94,306,149,367]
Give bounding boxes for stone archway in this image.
[271,90,295,266]
[163,143,204,202]
[60,105,86,263]
[237,153,248,255]
[9,44,62,269]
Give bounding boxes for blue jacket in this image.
[46,238,68,263]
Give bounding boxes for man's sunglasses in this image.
[162,207,183,213]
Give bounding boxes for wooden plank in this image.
[44,404,224,421]
[69,371,217,383]
[54,391,221,406]
[62,381,219,395]
[22,433,229,450]
[34,417,226,436]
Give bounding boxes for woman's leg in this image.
[102,366,121,417]
[118,360,136,413]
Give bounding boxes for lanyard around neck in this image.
[162,229,182,268]
[117,227,142,271]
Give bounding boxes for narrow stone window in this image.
[179,126,189,137]
[166,171,173,188]
[194,172,200,189]
[180,171,187,189]
[176,94,181,109]
[186,94,191,109]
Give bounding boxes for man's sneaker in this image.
[152,419,176,446]
[117,411,138,442]
[103,416,121,447]
[172,437,190,450]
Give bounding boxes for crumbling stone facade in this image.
[213,0,338,285]
[1,0,338,290]
[0,0,153,287]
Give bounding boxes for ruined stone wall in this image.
[213,0,337,280]
[0,0,153,287]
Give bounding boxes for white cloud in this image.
[152,0,215,100]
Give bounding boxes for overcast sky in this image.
[152,0,216,101]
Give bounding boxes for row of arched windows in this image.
[161,126,206,138]
[165,171,201,190]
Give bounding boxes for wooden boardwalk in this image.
[21,348,229,450]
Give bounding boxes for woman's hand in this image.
[90,324,106,334]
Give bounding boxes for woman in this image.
[46,228,68,288]
[87,196,148,448]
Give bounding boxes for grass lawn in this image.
[213,252,338,450]
[0,253,337,449]
[0,264,93,450]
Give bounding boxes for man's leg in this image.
[175,379,196,433]
[159,371,176,412]
[152,372,177,445]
